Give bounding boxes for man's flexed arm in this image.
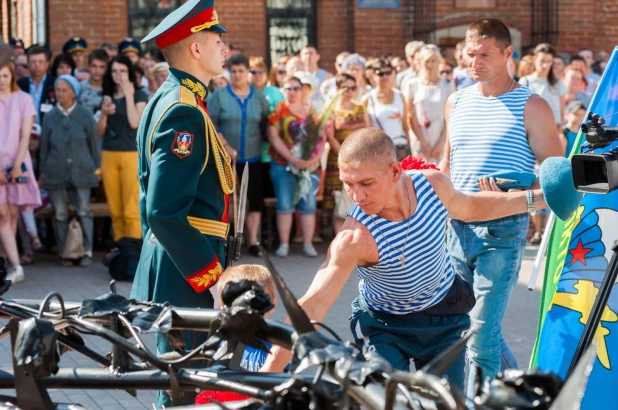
[525,94,564,161]
[260,224,362,372]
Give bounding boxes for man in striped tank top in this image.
[439,19,564,399]
[262,128,551,390]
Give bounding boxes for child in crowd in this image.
[195,264,278,405]
[216,264,277,371]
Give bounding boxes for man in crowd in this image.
[439,18,563,400]
[100,41,117,59]
[130,0,235,406]
[285,55,303,77]
[453,40,475,90]
[17,46,56,125]
[396,40,424,88]
[9,38,25,57]
[63,37,88,70]
[118,38,142,64]
[78,48,109,114]
[299,45,332,105]
[261,128,552,390]
[320,51,350,99]
[14,54,30,81]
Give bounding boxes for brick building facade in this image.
[2,0,617,67]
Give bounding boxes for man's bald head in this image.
[338,128,396,168]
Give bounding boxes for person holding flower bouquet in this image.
[324,74,370,234]
[267,76,324,258]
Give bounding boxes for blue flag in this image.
[535,46,618,409]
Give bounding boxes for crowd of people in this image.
[0,32,605,283]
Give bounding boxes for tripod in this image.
[566,236,618,379]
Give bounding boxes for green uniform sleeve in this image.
[146,103,223,293]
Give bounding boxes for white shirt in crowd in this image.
[519,76,568,125]
[403,77,455,153]
[366,88,406,146]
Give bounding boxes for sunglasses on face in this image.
[284,86,301,92]
[19,64,28,69]
[250,69,265,75]
[440,70,452,75]
[375,70,393,77]
[277,70,286,75]
[342,85,357,92]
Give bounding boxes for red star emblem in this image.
[569,239,593,266]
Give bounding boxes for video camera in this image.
[572,111,618,193]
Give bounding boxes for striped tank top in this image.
[348,171,455,315]
[448,85,536,193]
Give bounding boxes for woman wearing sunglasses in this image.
[267,76,322,258]
[362,58,408,160]
[324,73,371,234]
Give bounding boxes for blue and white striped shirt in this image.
[349,171,455,315]
[448,85,536,193]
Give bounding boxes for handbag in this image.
[332,189,356,220]
[61,217,85,260]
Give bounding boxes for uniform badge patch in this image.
[172,131,194,158]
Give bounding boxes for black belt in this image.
[424,274,476,316]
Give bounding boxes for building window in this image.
[128,0,180,42]
[455,0,496,8]
[266,0,317,66]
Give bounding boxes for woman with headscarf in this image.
[40,75,100,266]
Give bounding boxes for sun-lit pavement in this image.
[0,244,545,409]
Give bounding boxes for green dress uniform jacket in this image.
[130,68,235,407]
[130,67,235,309]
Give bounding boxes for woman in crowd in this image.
[40,75,99,266]
[364,58,379,88]
[248,56,284,208]
[152,62,169,89]
[96,55,147,240]
[206,75,228,104]
[209,54,270,257]
[404,46,455,164]
[0,61,41,283]
[562,65,592,107]
[324,74,370,234]
[51,53,76,77]
[362,58,408,160]
[269,56,290,89]
[517,55,534,80]
[519,43,567,130]
[439,60,454,83]
[552,54,567,80]
[268,76,322,258]
[341,53,370,102]
[249,56,284,111]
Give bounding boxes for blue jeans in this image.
[269,162,318,214]
[446,214,528,400]
[350,297,470,391]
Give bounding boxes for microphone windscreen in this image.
[540,157,583,221]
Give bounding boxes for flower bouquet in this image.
[400,155,440,171]
[287,90,345,204]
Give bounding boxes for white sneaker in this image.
[303,244,318,257]
[275,244,289,258]
[6,265,24,284]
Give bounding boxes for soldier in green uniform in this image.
[130,0,236,406]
